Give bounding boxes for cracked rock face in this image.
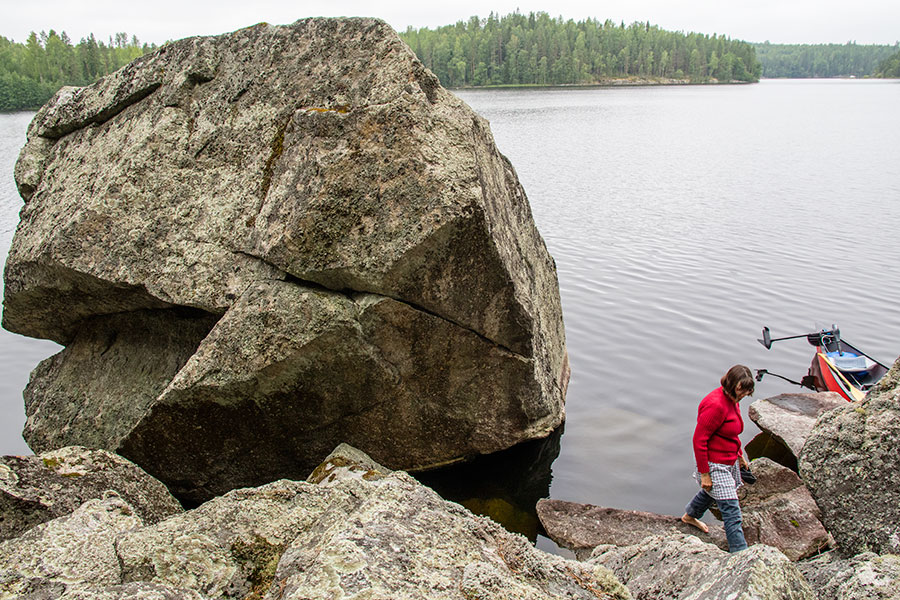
[4,18,567,503]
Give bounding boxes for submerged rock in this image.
[0,445,630,600]
[0,446,181,541]
[799,358,900,556]
[536,499,729,558]
[5,18,568,503]
[589,534,814,600]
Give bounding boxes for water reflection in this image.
[415,426,563,542]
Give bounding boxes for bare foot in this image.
[681,514,709,534]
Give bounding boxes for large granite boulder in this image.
[746,392,846,470]
[799,358,900,556]
[738,458,832,561]
[5,18,568,503]
[536,499,729,559]
[588,534,814,600]
[0,446,182,541]
[799,551,900,600]
[0,445,631,600]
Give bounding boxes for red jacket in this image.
[693,387,743,473]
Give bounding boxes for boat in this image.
[755,326,889,402]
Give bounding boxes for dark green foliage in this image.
[399,12,761,87]
[875,50,900,78]
[753,42,899,78]
[0,30,155,111]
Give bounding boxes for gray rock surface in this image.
[0,494,143,599]
[798,551,900,600]
[747,392,846,467]
[589,534,815,600]
[6,18,568,502]
[536,499,729,558]
[0,446,181,541]
[0,445,631,600]
[799,358,900,556]
[738,458,832,561]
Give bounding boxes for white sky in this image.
[3,0,899,47]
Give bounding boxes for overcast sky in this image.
[3,0,899,46]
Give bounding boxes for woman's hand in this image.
[739,453,749,469]
[700,472,712,491]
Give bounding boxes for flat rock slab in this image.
[0,446,181,541]
[536,499,728,559]
[748,392,846,459]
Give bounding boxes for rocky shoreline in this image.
[3,372,899,599]
[2,15,898,600]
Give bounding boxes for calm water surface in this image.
[2,80,899,541]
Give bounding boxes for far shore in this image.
[448,77,756,90]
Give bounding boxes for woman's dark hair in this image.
[721,365,755,400]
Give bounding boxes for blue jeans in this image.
[685,489,748,552]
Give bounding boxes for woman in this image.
[681,364,754,552]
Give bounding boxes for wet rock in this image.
[589,534,815,600]
[536,499,729,559]
[798,551,900,600]
[0,446,181,541]
[6,18,567,502]
[746,392,845,469]
[738,458,832,560]
[799,358,900,556]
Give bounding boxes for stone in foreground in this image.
[799,358,900,556]
[798,551,900,600]
[6,18,568,503]
[0,446,630,600]
[0,446,181,541]
[536,499,729,558]
[589,534,814,600]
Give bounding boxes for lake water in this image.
[2,80,899,546]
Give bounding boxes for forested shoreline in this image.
[752,42,899,78]
[1,17,899,112]
[0,31,155,111]
[400,12,761,87]
[875,49,900,77]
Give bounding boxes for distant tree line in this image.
[0,30,156,111]
[875,49,900,77]
[753,42,899,78]
[400,12,761,87]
